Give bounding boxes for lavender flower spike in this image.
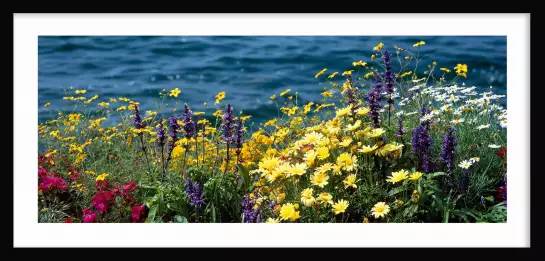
[440,127,456,176]
[133,104,145,130]
[240,193,261,223]
[183,104,197,140]
[234,118,244,162]
[156,120,166,148]
[222,104,234,143]
[366,74,383,128]
[184,177,205,206]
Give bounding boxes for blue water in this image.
[38,36,506,125]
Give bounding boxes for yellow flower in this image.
[328,72,338,79]
[318,192,333,205]
[277,193,286,203]
[147,111,157,116]
[332,199,349,215]
[363,217,370,223]
[270,95,276,100]
[310,172,329,188]
[300,188,316,207]
[266,217,280,223]
[302,131,324,145]
[110,98,117,103]
[45,150,57,158]
[314,163,333,175]
[386,169,409,184]
[304,149,318,167]
[371,202,390,219]
[409,171,423,181]
[359,144,378,153]
[116,106,127,111]
[169,88,181,97]
[352,60,367,67]
[171,145,186,158]
[343,174,359,189]
[339,137,353,147]
[215,91,225,104]
[279,203,300,221]
[321,91,334,98]
[336,152,357,171]
[213,110,223,117]
[84,94,98,104]
[315,68,327,78]
[44,102,51,107]
[280,89,291,96]
[413,41,426,47]
[364,72,375,79]
[95,173,109,181]
[342,70,354,76]
[331,165,342,175]
[400,71,412,78]
[373,42,384,51]
[345,120,361,132]
[371,54,376,61]
[454,64,468,78]
[336,106,352,117]
[316,146,330,160]
[368,128,385,138]
[280,106,298,116]
[304,102,314,114]
[356,107,371,116]
[75,89,87,94]
[288,163,308,176]
[98,102,109,109]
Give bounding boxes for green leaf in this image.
[428,172,446,179]
[211,203,216,223]
[174,215,188,223]
[388,186,406,197]
[236,164,251,193]
[146,205,158,223]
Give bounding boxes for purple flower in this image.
[133,104,145,130]
[183,104,197,140]
[345,76,359,110]
[166,116,180,160]
[395,117,406,137]
[382,50,396,105]
[411,107,434,173]
[184,177,205,207]
[440,127,456,176]
[234,118,244,161]
[156,120,166,148]
[366,74,383,128]
[241,194,261,223]
[222,104,234,143]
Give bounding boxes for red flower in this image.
[91,192,113,213]
[123,181,138,193]
[82,208,97,223]
[96,180,110,192]
[131,204,149,223]
[497,146,507,160]
[38,167,48,177]
[64,218,73,223]
[39,176,69,192]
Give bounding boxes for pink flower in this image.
[91,192,113,213]
[38,176,68,192]
[82,208,97,223]
[131,204,149,223]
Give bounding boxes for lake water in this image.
[38,36,507,125]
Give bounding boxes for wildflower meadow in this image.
[38,42,507,223]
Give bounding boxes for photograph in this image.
[37,35,508,224]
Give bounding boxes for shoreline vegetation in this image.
[38,42,507,223]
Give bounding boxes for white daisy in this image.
[488,144,501,149]
[459,160,472,169]
[477,124,490,130]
